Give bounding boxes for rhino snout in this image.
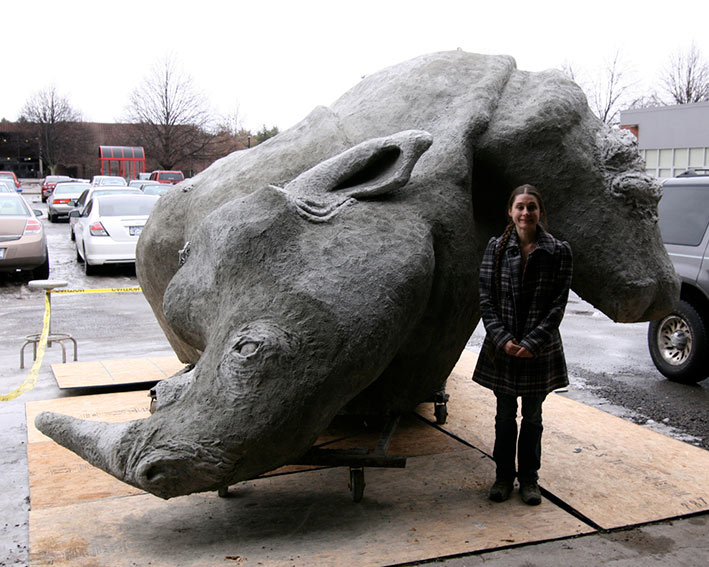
[134,450,239,499]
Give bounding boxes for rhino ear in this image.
[286,130,433,199]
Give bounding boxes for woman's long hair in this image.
[494,185,546,298]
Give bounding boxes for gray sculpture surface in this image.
[36,51,679,499]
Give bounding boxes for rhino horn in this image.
[35,411,136,482]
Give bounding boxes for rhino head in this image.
[35,130,436,498]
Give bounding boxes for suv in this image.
[149,170,184,184]
[648,172,709,383]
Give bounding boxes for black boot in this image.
[519,478,541,505]
[489,478,514,502]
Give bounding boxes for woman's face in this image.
[509,193,540,233]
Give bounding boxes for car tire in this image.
[83,246,98,276]
[648,299,709,384]
[32,253,50,280]
[48,211,55,223]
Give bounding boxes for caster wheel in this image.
[434,403,448,424]
[349,468,365,502]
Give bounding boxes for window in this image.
[658,184,709,246]
[641,147,709,178]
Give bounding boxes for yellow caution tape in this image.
[0,293,51,402]
[1,286,143,401]
[49,287,142,294]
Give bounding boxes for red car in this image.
[0,171,21,191]
[149,170,184,184]
[41,175,72,202]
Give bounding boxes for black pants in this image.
[493,392,546,482]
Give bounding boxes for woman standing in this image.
[473,185,573,505]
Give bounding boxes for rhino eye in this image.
[233,341,261,358]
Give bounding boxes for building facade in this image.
[0,120,250,180]
[620,101,709,179]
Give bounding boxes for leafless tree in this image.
[125,55,216,170]
[213,103,252,153]
[659,42,709,104]
[217,102,246,136]
[560,61,578,83]
[19,86,82,175]
[562,52,636,126]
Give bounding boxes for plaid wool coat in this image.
[473,228,573,396]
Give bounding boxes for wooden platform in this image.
[420,351,709,529]
[51,355,184,388]
[25,350,709,565]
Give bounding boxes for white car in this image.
[47,182,90,222]
[0,179,17,193]
[91,175,128,187]
[68,187,142,240]
[71,193,159,275]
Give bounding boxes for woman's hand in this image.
[503,340,533,358]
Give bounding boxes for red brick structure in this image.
[0,120,248,180]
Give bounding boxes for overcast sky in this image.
[4,0,709,132]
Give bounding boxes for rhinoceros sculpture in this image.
[36,51,678,499]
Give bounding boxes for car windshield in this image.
[96,196,158,216]
[143,186,168,195]
[162,173,183,181]
[0,181,15,192]
[48,176,71,183]
[96,177,127,186]
[0,197,30,216]
[92,188,141,197]
[54,184,89,194]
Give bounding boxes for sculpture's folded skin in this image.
[35,51,679,499]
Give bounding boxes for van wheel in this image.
[648,299,709,383]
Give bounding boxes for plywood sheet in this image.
[51,356,184,388]
[26,391,151,508]
[422,350,709,529]
[25,394,465,510]
[26,390,152,445]
[29,450,591,567]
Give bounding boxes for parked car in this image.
[128,179,161,190]
[141,184,170,196]
[47,181,91,222]
[647,172,709,383]
[91,175,128,187]
[71,193,159,275]
[0,171,21,191]
[0,193,49,279]
[0,179,18,193]
[149,170,184,184]
[41,175,72,202]
[68,187,142,240]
